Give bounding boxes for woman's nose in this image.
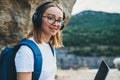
[52,20,59,26]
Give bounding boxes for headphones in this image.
[32,1,65,30]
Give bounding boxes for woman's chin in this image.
[51,33,56,36]
[50,32,57,36]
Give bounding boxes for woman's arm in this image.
[17,72,32,80]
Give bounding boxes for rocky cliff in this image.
[0,0,76,50]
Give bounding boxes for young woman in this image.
[15,1,65,80]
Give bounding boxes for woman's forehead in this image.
[44,7,63,17]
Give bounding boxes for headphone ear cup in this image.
[60,24,64,30]
[60,12,65,30]
[32,12,42,27]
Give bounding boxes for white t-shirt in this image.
[15,37,57,80]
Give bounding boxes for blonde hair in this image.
[27,1,64,48]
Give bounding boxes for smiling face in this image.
[30,2,65,46]
[41,6,63,37]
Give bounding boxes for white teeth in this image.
[50,27,57,30]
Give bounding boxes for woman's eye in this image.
[58,20,62,22]
[47,16,54,20]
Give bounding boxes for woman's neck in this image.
[41,33,51,43]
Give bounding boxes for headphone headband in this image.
[36,1,53,12]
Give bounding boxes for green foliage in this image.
[62,10,120,56]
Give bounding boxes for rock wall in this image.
[0,0,76,51]
[56,48,117,69]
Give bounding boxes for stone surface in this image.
[0,0,31,47]
[0,0,76,51]
[56,69,120,80]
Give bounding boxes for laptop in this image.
[94,60,110,80]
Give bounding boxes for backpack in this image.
[0,38,54,80]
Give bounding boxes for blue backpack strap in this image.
[18,38,42,80]
[48,42,55,56]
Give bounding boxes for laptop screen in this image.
[94,60,110,80]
